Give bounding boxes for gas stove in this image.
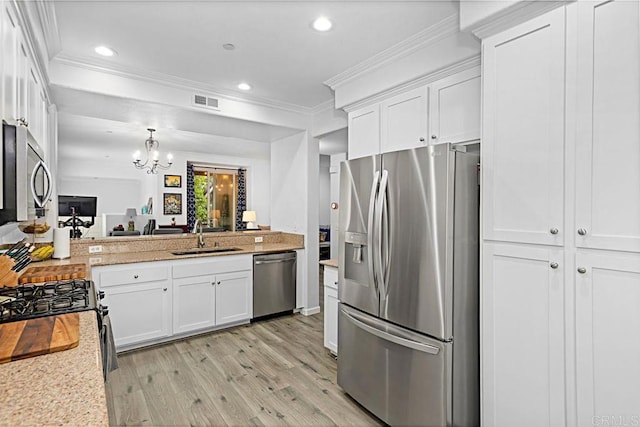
[0,278,105,324]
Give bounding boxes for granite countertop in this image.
[320,258,338,268]
[0,311,108,426]
[38,242,304,272]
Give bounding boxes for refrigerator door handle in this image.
[341,306,440,355]
[375,170,389,304]
[367,170,380,293]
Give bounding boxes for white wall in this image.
[319,155,331,226]
[271,131,320,314]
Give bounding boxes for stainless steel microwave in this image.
[0,124,52,226]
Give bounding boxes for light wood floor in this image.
[105,272,381,426]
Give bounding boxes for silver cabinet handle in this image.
[577,267,587,274]
[577,228,588,236]
[550,262,559,269]
[134,275,139,279]
[550,228,559,235]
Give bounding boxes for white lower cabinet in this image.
[575,251,640,426]
[482,243,564,427]
[323,265,338,354]
[95,263,172,349]
[94,255,253,350]
[173,275,216,334]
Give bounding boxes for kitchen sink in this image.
[171,247,242,256]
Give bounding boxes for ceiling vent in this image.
[193,94,220,110]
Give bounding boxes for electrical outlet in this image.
[88,245,103,254]
[254,236,263,243]
[89,257,103,264]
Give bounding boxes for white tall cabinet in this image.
[481,2,640,426]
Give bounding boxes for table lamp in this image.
[242,210,257,229]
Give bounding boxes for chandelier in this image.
[132,128,173,174]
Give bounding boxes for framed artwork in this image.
[163,193,182,215]
[164,174,182,188]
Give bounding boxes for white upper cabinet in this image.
[1,5,18,124]
[348,66,480,159]
[575,0,640,253]
[482,8,565,246]
[575,251,640,426]
[348,105,380,160]
[380,86,428,154]
[429,68,480,145]
[482,243,565,427]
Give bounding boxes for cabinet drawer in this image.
[99,264,169,287]
[172,254,252,278]
[323,266,338,290]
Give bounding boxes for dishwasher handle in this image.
[255,257,297,265]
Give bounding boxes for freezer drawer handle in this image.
[342,309,440,355]
[254,258,296,265]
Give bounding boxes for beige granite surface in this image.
[319,258,338,268]
[0,311,108,426]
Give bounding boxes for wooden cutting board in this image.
[0,313,80,364]
[18,264,86,284]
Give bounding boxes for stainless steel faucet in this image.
[193,219,205,248]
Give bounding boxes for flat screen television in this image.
[58,195,97,217]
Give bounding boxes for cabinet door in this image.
[482,243,564,427]
[215,270,252,325]
[348,105,380,159]
[2,5,18,123]
[482,8,565,246]
[173,275,215,334]
[324,286,338,354]
[101,280,172,349]
[575,251,640,426]
[16,34,28,124]
[380,86,428,153]
[575,0,640,253]
[429,68,480,145]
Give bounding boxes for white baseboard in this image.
[301,306,321,316]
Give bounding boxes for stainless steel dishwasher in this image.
[253,251,297,318]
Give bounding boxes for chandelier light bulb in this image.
[133,150,141,161]
[167,153,174,161]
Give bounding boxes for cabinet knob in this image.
[217,281,221,285]
[577,267,587,274]
[577,228,588,236]
[419,137,425,142]
[211,282,215,286]
[134,275,139,279]
[163,287,168,291]
[550,228,559,235]
[17,117,28,127]
[550,262,559,269]
[431,135,437,140]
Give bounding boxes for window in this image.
[193,166,239,231]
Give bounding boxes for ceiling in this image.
[49,1,457,159]
[53,1,458,109]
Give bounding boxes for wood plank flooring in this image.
[105,274,381,426]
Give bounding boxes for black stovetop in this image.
[0,279,98,324]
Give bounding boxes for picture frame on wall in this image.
[164,174,182,188]
[163,193,182,215]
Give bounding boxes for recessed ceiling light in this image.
[94,46,116,57]
[237,82,251,91]
[312,17,332,32]
[223,43,235,51]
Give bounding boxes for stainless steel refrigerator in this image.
[338,143,479,427]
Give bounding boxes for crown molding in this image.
[470,1,569,39]
[33,0,61,59]
[324,13,460,91]
[343,55,480,113]
[310,99,336,115]
[52,52,321,116]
